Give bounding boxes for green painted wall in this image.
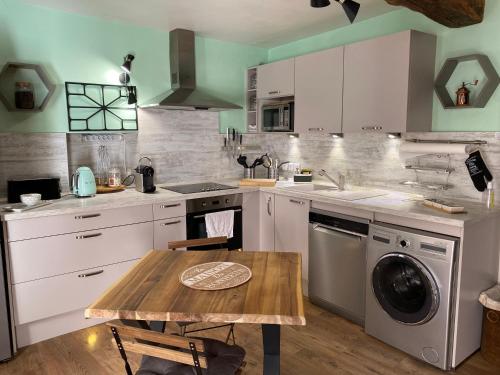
[269,1,500,132]
[3,0,500,133]
[0,0,267,133]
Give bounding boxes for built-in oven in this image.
[186,194,243,251]
[262,101,294,132]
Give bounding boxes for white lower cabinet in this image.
[13,260,138,326]
[259,192,275,251]
[6,204,156,348]
[14,260,138,347]
[153,217,187,250]
[274,195,310,288]
[9,222,153,284]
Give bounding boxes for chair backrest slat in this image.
[168,236,228,251]
[122,340,208,369]
[106,321,205,351]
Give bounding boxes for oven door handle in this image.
[192,209,242,220]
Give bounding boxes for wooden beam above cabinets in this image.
[384,0,485,28]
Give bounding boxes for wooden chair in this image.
[168,236,236,344]
[107,321,245,375]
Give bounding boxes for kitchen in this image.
[1,0,500,374]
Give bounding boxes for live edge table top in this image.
[85,250,306,326]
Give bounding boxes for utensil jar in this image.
[243,168,255,179]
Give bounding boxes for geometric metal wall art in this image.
[434,54,500,109]
[65,82,138,131]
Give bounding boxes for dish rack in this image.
[401,152,455,191]
[400,139,487,191]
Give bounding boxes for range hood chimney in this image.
[140,29,242,111]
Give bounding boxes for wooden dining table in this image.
[85,250,306,375]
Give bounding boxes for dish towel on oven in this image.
[205,210,234,239]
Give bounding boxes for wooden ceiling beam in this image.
[384,0,485,28]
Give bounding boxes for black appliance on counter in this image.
[0,226,13,362]
[134,157,156,194]
[7,177,61,203]
[186,194,243,251]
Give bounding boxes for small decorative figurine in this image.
[456,80,479,107]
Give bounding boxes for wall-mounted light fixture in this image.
[119,53,135,85]
[311,0,330,7]
[330,133,344,138]
[310,0,360,23]
[121,54,135,73]
[126,86,137,105]
[289,133,299,139]
[118,53,138,105]
[387,133,402,139]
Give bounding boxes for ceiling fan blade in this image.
[341,0,360,23]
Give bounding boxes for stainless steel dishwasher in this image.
[308,209,369,326]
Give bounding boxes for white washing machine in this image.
[365,222,459,370]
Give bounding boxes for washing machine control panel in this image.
[399,239,411,248]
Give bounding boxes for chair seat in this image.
[136,337,245,375]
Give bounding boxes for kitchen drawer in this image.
[153,201,186,220]
[9,221,153,284]
[7,204,153,241]
[13,260,138,325]
[154,217,187,250]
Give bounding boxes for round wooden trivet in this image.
[180,262,252,291]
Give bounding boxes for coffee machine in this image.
[134,157,156,193]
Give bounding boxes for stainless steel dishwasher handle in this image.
[312,223,367,239]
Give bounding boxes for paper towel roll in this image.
[400,142,469,158]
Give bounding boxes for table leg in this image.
[262,324,280,375]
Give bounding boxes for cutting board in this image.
[96,185,126,194]
[239,179,276,187]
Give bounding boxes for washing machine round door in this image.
[372,253,439,325]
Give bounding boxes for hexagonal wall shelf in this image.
[434,54,500,109]
[0,62,56,112]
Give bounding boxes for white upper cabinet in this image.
[257,58,295,99]
[343,30,436,133]
[295,47,344,134]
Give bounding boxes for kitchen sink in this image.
[282,184,339,192]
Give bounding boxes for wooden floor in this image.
[1,300,498,375]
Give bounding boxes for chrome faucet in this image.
[318,169,346,190]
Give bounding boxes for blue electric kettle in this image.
[72,166,97,198]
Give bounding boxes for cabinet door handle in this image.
[78,270,104,278]
[160,203,181,209]
[290,199,305,205]
[160,220,182,226]
[308,128,325,132]
[361,126,383,131]
[268,90,280,95]
[267,197,272,216]
[76,233,102,240]
[75,213,101,220]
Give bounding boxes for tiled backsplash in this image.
[0,133,69,197]
[2,110,499,204]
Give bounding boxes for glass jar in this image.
[108,168,122,187]
[15,81,35,110]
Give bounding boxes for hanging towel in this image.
[205,210,234,239]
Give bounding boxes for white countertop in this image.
[1,181,498,227]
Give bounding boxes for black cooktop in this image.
[161,182,238,194]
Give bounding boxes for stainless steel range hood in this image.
[140,29,241,111]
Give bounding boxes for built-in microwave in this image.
[262,101,294,132]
